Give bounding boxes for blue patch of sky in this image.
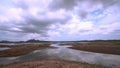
[86,9,106,27]
[0,0,14,14]
[88,9,105,21]
[95,7,120,24]
[0,31,7,35]
[0,0,13,7]
[90,9,104,16]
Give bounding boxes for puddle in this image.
[0,44,120,68]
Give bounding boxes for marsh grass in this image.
[0,60,107,68]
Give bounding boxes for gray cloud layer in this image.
[50,0,120,18]
[0,0,120,41]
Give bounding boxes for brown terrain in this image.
[0,43,50,57]
[62,41,120,55]
[0,60,106,68]
[0,41,119,68]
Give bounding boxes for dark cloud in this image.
[86,0,120,8]
[49,0,77,10]
[3,15,70,38]
[50,0,120,19]
[49,0,94,19]
[0,25,9,31]
[0,0,119,41]
[78,11,88,19]
[79,29,92,33]
[18,18,51,37]
[90,0,119,8]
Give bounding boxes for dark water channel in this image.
[0,44,120,68]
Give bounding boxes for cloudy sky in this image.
[0,0,120,41]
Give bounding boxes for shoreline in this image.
[0,43,50,57]
[61,41,120,55]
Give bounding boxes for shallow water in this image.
[0,44,120,68]
[0,43,16,46]
[0,47,10,51]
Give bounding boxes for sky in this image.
[0,0,120,41]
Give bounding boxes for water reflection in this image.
[0,43,16,46]
[0,44,120,68]
[0,47,10,51]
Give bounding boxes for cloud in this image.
[98,0,120,8]
[50,0,77,10]
[0,0,72,41]
[50,0,120,19]
[0,0,120,41]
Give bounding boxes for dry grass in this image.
[0,43,50,57]
[62,41,120,55]
[0,60,106,68]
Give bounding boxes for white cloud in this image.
[98,22,120,34]
[55,14,94,35]
[0,0,120,41]
[0,8,23,22]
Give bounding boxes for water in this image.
[0,47,10,51]
[50,44,72,48]
[0,43,16,46]
[0,44,120,68]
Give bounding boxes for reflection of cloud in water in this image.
[16,49,50,62]
[0,57,19,64]
[0,43,17,46]
[0,47,10,51]
[46,44,120,68]
[0,44,120,68]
